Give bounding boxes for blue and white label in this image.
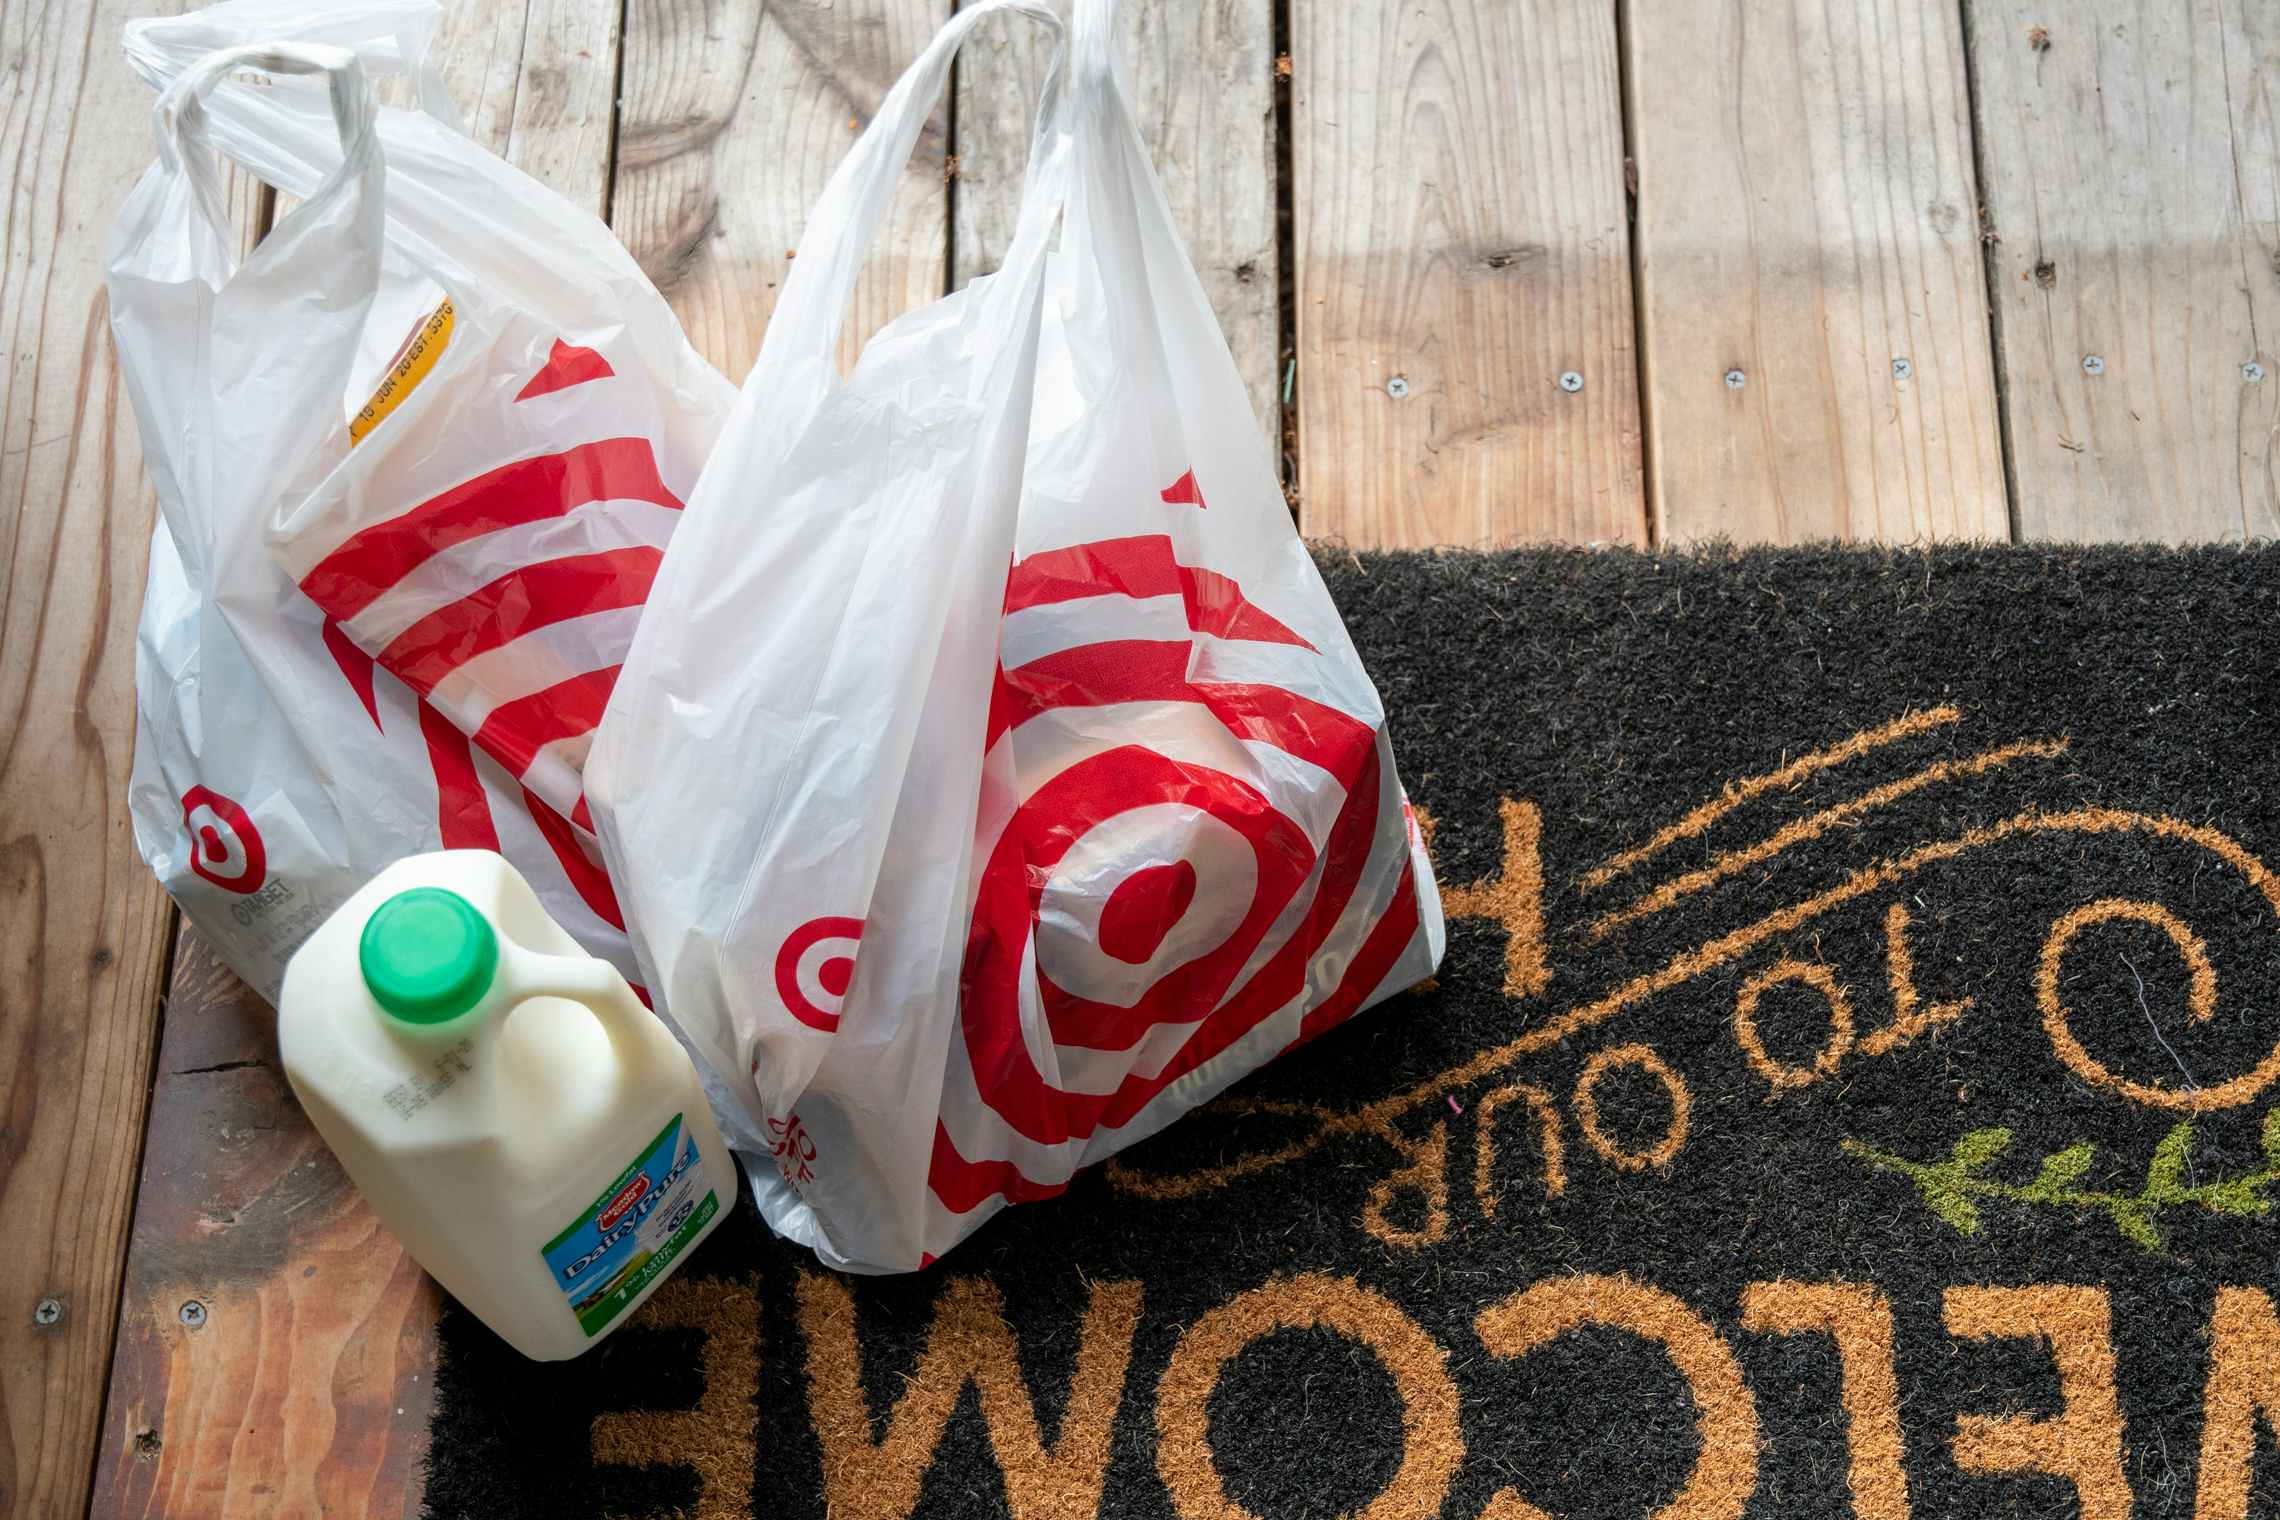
[541,1113,718,1337]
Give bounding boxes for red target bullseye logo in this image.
[1097,859,1198,964]
[180,786,267,895]
[775,916,863,1032]
[929,532,1426,1220]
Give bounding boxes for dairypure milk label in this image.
[541,1113,719,1337]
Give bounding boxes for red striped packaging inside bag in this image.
[289,317,691,932]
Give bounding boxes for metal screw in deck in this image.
[1385,375,1410,399]
[1557,370,1584,393]
[1724,368,1747,389]
[179,1300,207,1330]
[33,1298,61,1327]
[1891,357,1913,381]
[2082,354,2105,376]
[2246,361,2266,384]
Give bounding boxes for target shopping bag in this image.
[590,0,1445,1272]
[110,0,736,1018]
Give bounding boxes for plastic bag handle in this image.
[1072,0,1125,86]
[124,0,464,135]
[155,42,383,265]
[754,0,1067,383]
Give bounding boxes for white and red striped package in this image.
[109,3,736,1028]
[591,0,1444,1271]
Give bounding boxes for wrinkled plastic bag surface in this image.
[110,0,737,1028]
[591,0,1445,1272]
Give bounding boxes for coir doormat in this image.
[426,545,2280,1520]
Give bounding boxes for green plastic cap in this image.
[358,887,498,1024]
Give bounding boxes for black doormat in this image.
[425,544,2280,1520]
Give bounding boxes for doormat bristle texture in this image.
[426,544,2280,1520]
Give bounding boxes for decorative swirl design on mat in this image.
[1110,709,2280,1251]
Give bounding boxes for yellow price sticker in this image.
[349,298,455,446]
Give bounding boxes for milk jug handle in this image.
[497,949,652,1066]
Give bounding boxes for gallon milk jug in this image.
[279,851,738,1361]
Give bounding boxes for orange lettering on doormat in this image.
[1741,1282,1909,1520]
[795,1272,1140,1520]
[1944,1285,2132,1520]
[588,1275,760,1519]
[1475,1274,1760,1520]
[2194,1287,2280,1519]
[1156,1274,1462,1520]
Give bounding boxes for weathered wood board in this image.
[0,0,234,1513]
[612,0,950,383]
[428,0,621,206]
[89,934,444,1520]
[1627,0,2009,544]
[1291,0,1647,547]
[952,0,1284,440]
[1967,0,2279,542]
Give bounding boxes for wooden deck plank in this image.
[0,0,224,1513]
[89,934,444,1520]
[951,0,1283,439]
[611,0,949,384]
[87,4,623,1514]
[1966,0,2279,542]
[430,0,622,207]
[1291,0,1646,548]
[1626,0,2009,545]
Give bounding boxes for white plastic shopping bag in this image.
[591,0,1445,1272]
[110,0,736,1018]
